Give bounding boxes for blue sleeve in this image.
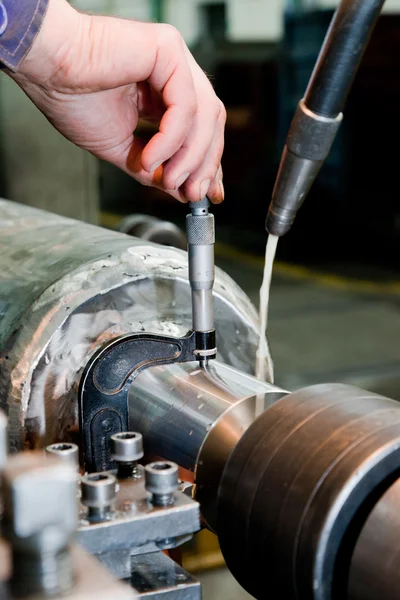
[0,0,49,70]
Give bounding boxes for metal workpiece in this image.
[131,552,201,600]
[79,330,199,474]
[187,198,216,354]
[349,478,400,600]
[110,432,143,479]
[118,214,187,250]
[45,442,79,469]
[145,461,179,507]
[129,360,286,531]
[2,452,77,598]
[266,101,343,237]
[77,471,200,560]
[217,384,400,600]
[0,200,261,452]
[81,472,117,522]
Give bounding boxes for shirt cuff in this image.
[0,0,49,71]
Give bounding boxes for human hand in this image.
[10,0,225,204]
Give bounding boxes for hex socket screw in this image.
[80,472,117,522]
[2,453,77,598]
[110,432,144,479]
[46,442,79,470]
[144,461,179,507]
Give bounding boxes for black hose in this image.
[305,0,385,118]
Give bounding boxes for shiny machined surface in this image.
[130,360,286,530]
[0,199,262,452]
[187,198,215,335]
[349,478,400,600]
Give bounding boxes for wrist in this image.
[16,0,81,85]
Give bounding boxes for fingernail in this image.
[200,179,211,199]
[149,160,163,173]
[175,172,190,190]
[219,180,225,201]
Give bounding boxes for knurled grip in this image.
[287,99,343,161]
[186,214,215,245]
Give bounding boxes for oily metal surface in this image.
[130,360,286,531]
[130,361,283,473]
[218,383,400,600]
[129,361,286,530]
[0,200,261,451]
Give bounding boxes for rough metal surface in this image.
[0,200,261,451]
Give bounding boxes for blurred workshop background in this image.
[2,1,400,597]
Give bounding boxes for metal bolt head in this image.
[144,461,179,497]
[46,443,79,469]
[2,452,77,554]
[110,432,143,463]
[81,472,117,509]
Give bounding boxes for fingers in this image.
[206,166,224,205]
[140,25,226,203]
[160,100,219,193]
[180,103,226,203]
[160,72,223,194]
[140,25,197,173]
[115,136,187,203]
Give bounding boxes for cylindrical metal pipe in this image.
[349,478,400,600]
[0,199,262,451]
[129,360,286,530]
[305,0,385,118]
[217,384,400,599]
[118,214,187,250]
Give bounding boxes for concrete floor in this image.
[197,252,400,599]
[218,254,400,398]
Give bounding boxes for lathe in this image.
[1,0,400,598]
[0,198,400,600]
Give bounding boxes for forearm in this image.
[0,0,49,70]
